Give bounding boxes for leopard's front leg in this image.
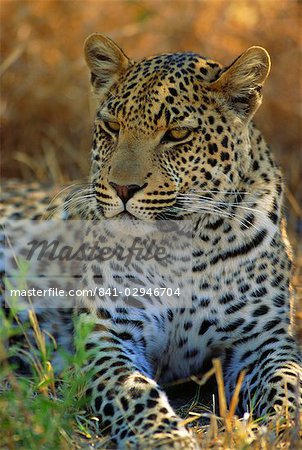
[81,311,199,449]
[224,329,302,418]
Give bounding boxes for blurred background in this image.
[1,0,301,333]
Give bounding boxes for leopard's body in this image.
[1,35,301,449]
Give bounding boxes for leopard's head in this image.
[84,34,270,221]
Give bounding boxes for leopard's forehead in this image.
[103,52,223,126]
[132,52,222,83]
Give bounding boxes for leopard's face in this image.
[85,35,271,221]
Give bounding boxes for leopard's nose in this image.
[109,182,143,204]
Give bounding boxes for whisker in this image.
[178,194,257,204]
[43,186,95,219]
[177,195,268,219]
[182,189,265,195]
[173,200,261,231]
[45,180,92,208]
[42,180,93,219]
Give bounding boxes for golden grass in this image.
[72,362,302,449]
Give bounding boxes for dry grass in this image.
[72,360,302,449]
[1,1,301,449]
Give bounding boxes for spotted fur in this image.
[1,35,301,449]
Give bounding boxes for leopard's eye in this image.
[103,120,120,134]
[162,128,192,143]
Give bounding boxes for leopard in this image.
[1,34,302,449]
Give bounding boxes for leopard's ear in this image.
[84,33,131,98]
[210,47,271,119]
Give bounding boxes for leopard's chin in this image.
[118,211,138,220]
[116,209,157,223]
